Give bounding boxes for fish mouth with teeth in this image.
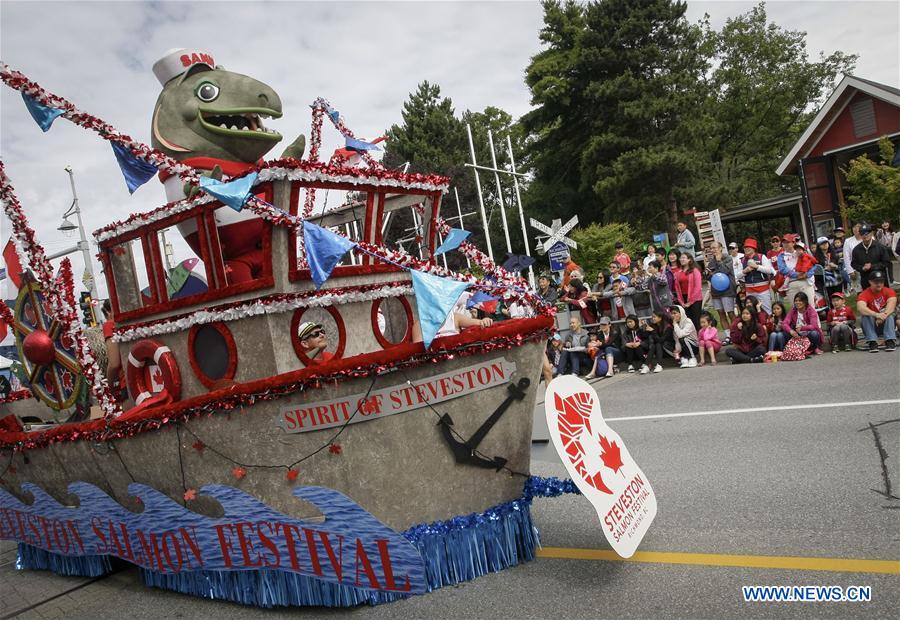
[197,107,283,141]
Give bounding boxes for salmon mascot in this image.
[150,49,305,283]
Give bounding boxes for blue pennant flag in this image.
[345,137,382,152]
[502,252,536,273]
[303,221,357,288]
[199,172,258,211]
[22,93,64,132]
[111,143,158,194]
[434,228,471,256]
[410,270,470,349]
[0,268,6,281]
[328,108,340,123]
[466,290,499,309]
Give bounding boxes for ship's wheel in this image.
[12,280,84,410]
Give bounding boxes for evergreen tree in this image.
[383,83,530,267]
[689,3,857,211]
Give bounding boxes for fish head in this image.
[152,65,284,163]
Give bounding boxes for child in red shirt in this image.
[825,292,856,351]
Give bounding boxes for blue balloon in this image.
[710,272,731,292]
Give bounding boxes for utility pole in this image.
[62,166,100,306]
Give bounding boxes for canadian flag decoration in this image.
[545,376,657,558]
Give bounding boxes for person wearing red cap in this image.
[739,238,775,314]
[766,235,782,260]
[825,292,856,351]
[776,234,816,307]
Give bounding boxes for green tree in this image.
[844,137,900,224]
[689,3,857,211]
[521,0,857,236]
[522,0,709,234]
[383,83,530,268]
[570,222,640,281]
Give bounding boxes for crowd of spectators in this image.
[543,219,899,381]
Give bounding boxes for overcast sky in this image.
[1,0,898,305]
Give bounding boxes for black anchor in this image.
[439,377,531,470]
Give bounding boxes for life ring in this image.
[126,339,181,406]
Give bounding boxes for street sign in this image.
[548,241,569,272]
[545,376,658,558]
[530,216,578,253]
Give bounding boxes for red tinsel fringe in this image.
[0,390,32,404]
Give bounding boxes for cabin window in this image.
[108,237,154,313]
[188,322,237,389]
[154,223,210,302]
[372,296,413,348]
[290,306,346,366]
[104,185,275,320]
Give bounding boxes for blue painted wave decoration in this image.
[0,482,426,597]
[0,478,569,608]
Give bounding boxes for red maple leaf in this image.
[151,368,163,386]
[598,434,624,474]
[112,246,126,257]
[328,444,342,455]
[191,440,206,453]
[43,371,56,395]
[285,468,299,481]
[232,466,247,479]
[183,488,197,501]
[61,371,73,390]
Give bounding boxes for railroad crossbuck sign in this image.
[530,216,578,254]
[545,376,657,558]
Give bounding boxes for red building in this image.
[777,75,900,239]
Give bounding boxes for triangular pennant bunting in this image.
[466,290,499,309]
[502,253,536,273]
[434,228,471,256]
[302,221,357,288]
[199,172,258,211]
[345,137,382,152]
[410,270,470,349]
[111,143,159,194]
[21,93,64,132]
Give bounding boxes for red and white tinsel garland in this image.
[93,160,449,243]
[112,282,414,343]
[46,259,122,418]
[302,97,383,217]
[0,162,121,418]
[0,160,56,288]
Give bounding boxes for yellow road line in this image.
[536,547,900,575]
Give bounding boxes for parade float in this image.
[0,50,570,607]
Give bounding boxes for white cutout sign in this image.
[545,376,657,557]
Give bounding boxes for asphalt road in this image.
[2,352,899,619]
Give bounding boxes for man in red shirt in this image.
[297,321,335,364]
[855,272,896,352]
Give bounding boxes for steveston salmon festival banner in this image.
[544,375,657,558]
[0,482,427,593]
[277,358,517,433]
